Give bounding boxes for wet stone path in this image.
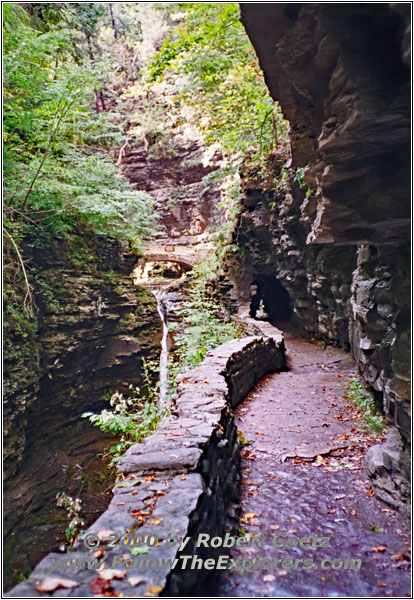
[218,330,411,597]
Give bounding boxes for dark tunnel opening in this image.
[250,274,292,325]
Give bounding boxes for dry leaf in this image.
[128,576,144,586]
[98,529,116,540]
[94,548,104,558]
[270,524,280,530]
[377,582,387,587]
[151,518,163,525]
[391,551,407,561]
[240,512,257,523]
[97,569,126,581]
[36,578,78,592]
[91,576,113,595]
[350,509,358,516]
[371,546,387,553]
[148,586,163,594]
[263,574,276,582]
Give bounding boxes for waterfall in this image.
[153,289,169,407]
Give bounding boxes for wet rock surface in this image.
[218,328,411,597]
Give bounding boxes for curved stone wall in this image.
[7,333,285,597]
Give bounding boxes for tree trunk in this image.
[109,4,118,39]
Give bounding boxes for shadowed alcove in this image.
[250,274,292,323]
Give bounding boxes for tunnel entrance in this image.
[250,275,292,324]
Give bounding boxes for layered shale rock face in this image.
[120,134,221,238]
[240,3,410,245]
[3,232,162,585]
[237,3,411,507]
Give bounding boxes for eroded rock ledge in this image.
[8,333,285,597]
[237,3,410,509]
[240,3,410,245]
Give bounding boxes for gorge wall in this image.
[3,232,162,586]
[232,3,411,507]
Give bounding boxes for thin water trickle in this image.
[153,288,169,407]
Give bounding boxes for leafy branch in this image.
[3,228,35,315]
[20,93,77,210]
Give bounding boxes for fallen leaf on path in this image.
[371,546,387,553]
[128,576,144,586]
[97,569,126,581]
[98,529,116,540]
[148,586,164,595]
[240,512,257,523]
[369,525,384,533]
[131,545,150,556]
[377,582,387,587]
[91,577,113,595]
[263,574,275,582]
[36,578,78,592]
[391,551,408,561]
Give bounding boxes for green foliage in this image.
[56,491,84,550]
[345,377,386,433]
[82,361,169,466]
[147,3,289,169]
[3,2,159,255]
[296,168,306,186]
[237,430,251,446]
[166,254,240,398]
[296,167,313,199]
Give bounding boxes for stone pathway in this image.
[218,329,411,597]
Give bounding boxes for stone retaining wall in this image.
[8,333,285,598]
